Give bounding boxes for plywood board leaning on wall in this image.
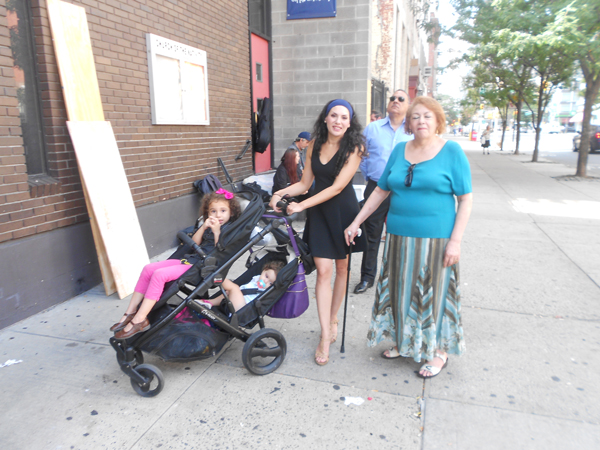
[47,0,116,295]
[46,0,104,121]
[67,122,149,298]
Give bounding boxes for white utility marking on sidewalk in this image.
[511,198,600,220]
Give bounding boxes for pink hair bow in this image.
[215,188,234,199]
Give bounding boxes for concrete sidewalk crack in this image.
[474,154,600,291]
[423,396,600,426]
[126,358,216,450]
[533,220,600,290]
[461,304,600,322]
[11,330,112,346]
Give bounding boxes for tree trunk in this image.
[575,70,600,177]
[532,88,544,162]
[500,104,508,151]
[514,99,522,155]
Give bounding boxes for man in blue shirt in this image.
[354,90,413,294]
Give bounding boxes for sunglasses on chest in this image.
[405,164,416,187]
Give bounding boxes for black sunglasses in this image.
[390,95,406,103]
[405,164,416,187]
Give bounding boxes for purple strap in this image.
[262,215,301,258]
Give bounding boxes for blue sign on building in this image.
[287,0,337,20]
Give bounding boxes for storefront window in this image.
[7,0,47,175]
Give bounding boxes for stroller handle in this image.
[272,201,298,222]
[177,231,208,258]
[276,200,289,215]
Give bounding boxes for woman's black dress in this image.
[303,149,366,259]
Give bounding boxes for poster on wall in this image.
[146,34,210,125]
[287,0,336,20]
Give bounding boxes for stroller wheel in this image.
[130,364,165,397]
[242,328,287,376]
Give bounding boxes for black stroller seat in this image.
[109,191,314,397]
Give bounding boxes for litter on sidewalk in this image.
[1,359,23,368]
[344,396,365,406]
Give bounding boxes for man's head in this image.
[295,131,311,150]
[370,110,382,122]
[387,89,410,118]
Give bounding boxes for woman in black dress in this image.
[270,99,366,365]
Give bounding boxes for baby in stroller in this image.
[110,188,315,396]
[201,260,285,311]
[110,189,241,339]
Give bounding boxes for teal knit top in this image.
[378,140,472,238]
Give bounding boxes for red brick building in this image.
[0,0,254,328]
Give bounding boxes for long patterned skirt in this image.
[366,234,465,363]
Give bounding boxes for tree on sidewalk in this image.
[450,0,535,155]
[464,52,526,152]
[492,0,576,162]
[546,1,600,177]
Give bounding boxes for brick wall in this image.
[270,0,371,162]
[0,0,253,245]
[371,0,393,87]
[371,0,417,94]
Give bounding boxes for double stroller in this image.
[109,190,314,397]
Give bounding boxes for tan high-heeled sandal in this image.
[330,319,339,343]
[314,338,329,366]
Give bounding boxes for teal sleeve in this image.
[450,143,472,196]
[377,142,402,191]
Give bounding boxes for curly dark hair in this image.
[262,259,285,275]
[311,100,366,178]
[200,192,242,222]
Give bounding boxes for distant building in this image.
[270,0,438,162]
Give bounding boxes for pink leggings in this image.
[134,260,193,301]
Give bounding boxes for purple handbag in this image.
[267,220,310,319]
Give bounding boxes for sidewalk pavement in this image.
[1,138,599,450]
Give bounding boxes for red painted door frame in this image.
[250,33,271,173]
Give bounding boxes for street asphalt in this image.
[1,136,599,449]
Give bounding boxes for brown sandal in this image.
[114,318,150,340]
[110,313,136,332]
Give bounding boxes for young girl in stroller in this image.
[110,189,241,339]
[200,260,285,311]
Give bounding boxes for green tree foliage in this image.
[450,0,578,162]
[450,0,536,154]
[462,63,515,150]
[545,1,600,177]
[459,89,479,126]
[492,0,576,162]
[437,94,462,125]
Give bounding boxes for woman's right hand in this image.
[344,222,361,246]
[269,194,281,212]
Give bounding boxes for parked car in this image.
[573,126,600,153]
[514,122,534,133]
[565,124,577,133]
[545,123,562,134]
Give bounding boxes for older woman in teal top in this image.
[345,96,473,379]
